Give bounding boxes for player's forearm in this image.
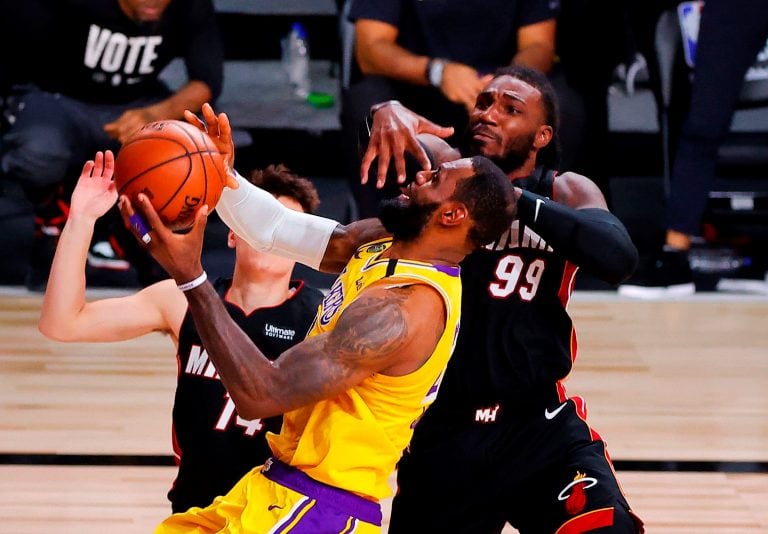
[319,218,389,272]
[216,171,339,270]
[357,40,431,86]
[183,281,285,419]
[38,215,95,340]
[516,191,639,284]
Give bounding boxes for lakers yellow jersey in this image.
[267,238,462,500]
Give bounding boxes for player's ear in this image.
[440,201,468,226]
[534,125,553,149]
[227,229,236,249]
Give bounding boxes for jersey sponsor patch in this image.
[263,323,297,340]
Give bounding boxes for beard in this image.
[462,125,536,173]
[378,197,440,243]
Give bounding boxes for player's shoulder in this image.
[552,169,593,187]
[551,170,605,207]
[363,277,448,316]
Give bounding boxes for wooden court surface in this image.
[1,288,767,532]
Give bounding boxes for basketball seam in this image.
[175,122,222,208]
[116,120,224,231]
[115,150,218,195]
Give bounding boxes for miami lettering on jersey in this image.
[483,219,579,302]
[487,219,553,253]
[183,345,265,436]
[185,345,219,379]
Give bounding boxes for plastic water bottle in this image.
[282,22,311,99]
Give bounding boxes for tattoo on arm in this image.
[328,286,411,364]
[183,282,438,418]
[271,285,423,409]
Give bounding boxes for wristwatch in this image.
[426,58,446,88]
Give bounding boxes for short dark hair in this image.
[493,64,561,169]
[247,164,320,214]
[453,156,516,247]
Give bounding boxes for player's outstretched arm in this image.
[39,151,185,342]
[183,103,387,273]
[517,172,639,285]
[214,169,388,274]
[191,106,458,274]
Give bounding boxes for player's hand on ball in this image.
[184,103,238,189]
[118,192,209,284]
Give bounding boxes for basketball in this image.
[114,119,227,231]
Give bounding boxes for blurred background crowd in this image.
[1,0,767,296]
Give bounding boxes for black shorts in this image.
[389,398,643,533]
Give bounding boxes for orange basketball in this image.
[114,120,227,231]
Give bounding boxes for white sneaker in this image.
[87,240,130,271]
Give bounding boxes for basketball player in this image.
[192,64,643,533]
[38,150,324,513]
[360,67,645,533]
[118,154,516,532]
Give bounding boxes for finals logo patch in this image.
[365,243,387,254]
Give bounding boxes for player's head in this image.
[119,0,172,24]
[228,165,320,274]
[463,64,561,172]
[247,164,320,215]
[379,155,515,248]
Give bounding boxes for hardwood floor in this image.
[1,288,767,532]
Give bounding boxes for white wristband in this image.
[177,271,207,292]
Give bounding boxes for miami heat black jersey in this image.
[167,277,323,513]
[417,167,576,427]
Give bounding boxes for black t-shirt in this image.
[349,0,559,74]
[168,277,323,513]
[28,0,223,104]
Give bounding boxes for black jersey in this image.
[167,277,323,513]
[417,167,576,428]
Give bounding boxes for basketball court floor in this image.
[1,287,766,533]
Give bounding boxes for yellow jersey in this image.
[267,238,462,501]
